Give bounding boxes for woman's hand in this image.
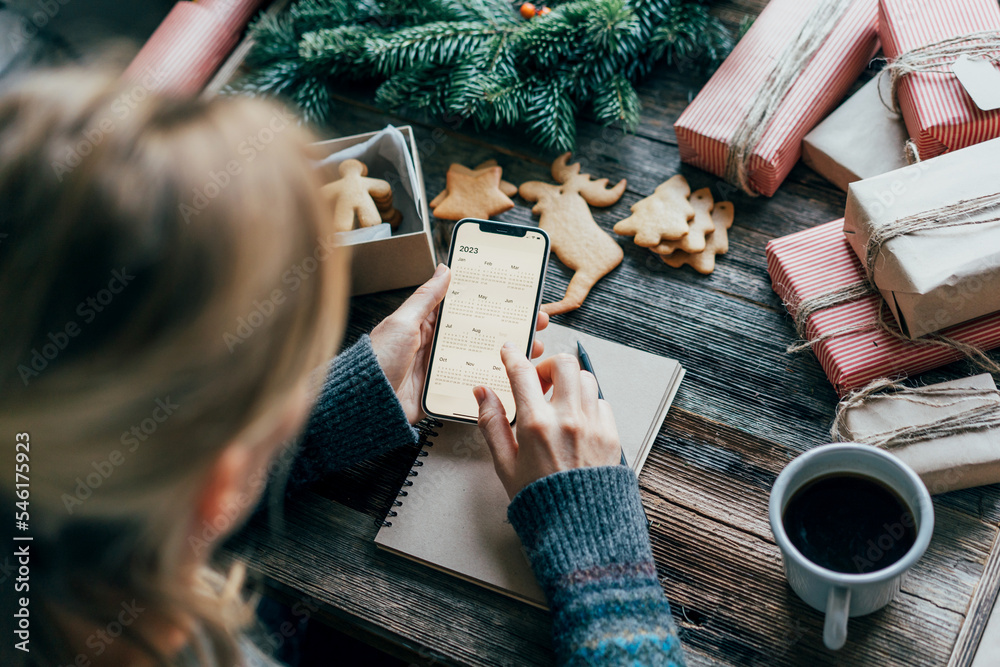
[370,264,549,424]
[474,344,622,500]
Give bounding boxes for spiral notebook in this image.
[374,323,685,608]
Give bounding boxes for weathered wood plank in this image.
[949,529,1000,667]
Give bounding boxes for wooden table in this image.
[222,1,1000,664]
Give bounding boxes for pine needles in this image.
[231,0,732,151]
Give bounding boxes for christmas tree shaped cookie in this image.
[658,201,734,274]
[613,175,694,247]
[652,187,717,255]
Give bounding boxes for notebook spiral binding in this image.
[379,417,443,528]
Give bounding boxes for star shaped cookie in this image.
[430,160,517,220]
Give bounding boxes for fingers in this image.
[397,264,450,328]
[474,386,517,488]
[579,370,599,414]
[530,313,549,358]
[500,342,547,411]
[534,354,581,407]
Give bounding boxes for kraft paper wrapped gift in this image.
[801,76,910,191]
[844,136,1000,339]
[836,374,1000,494]
[674,0,879,197]
[766,219,1000,394]
[879,0,1000,160]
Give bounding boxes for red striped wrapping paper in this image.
[123,0,268,96]
[766,219,1000,395]
[879,0,1000,160]
[674,0,879,197]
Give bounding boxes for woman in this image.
[0,69,683,666]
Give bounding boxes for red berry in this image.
[520,2,536,18]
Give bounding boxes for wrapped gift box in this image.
[836,373,1000,494]
[766,219,1000,394]
[802,76,910,191]
[844,137,1000,338]
[674,0,879,197]
[879,0,1000,159]
[123,0,268,96]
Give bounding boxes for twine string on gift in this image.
[865,191,1000,277]
[830,377,1000,450]
[723,0,853,197]
[785,278,1000,376]
[879,30,1000,113]
[787,280,874,342]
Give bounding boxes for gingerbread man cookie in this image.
[321,159,401,232]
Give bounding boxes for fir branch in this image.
[629,0,674,38]
[477,74,530,127]
[286,0,374,29]
[582,0,640,53]
[245,12,300,68]
[299,26,374,78]
[233,0,734,152]
[293,76,336,126]
[375,62,453,116]
[525,77,577,151]
[365,21,502,75]
[591,73,640,131]
[511,3,590,69]
[646,3,733,72]
[376,0,516,25]
[442,61,488,119]
[231,60,305,98]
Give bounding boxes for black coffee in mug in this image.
[782,473,917,574]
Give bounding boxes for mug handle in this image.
[823,586,851,650]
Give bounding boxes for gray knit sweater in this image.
[291,335,685,666]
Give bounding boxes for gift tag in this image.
[952,55,1000,111]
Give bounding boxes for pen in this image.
[576,341,651,528]
[576,341,627,467]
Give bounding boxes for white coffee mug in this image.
[769,443,934,650]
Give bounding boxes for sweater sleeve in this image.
[289,335,419,488]
[507,466,685,667]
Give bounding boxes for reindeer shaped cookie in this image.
[519,153,626,315]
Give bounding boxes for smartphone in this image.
[422,219,550,424]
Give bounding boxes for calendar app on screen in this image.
[423,220,549,424]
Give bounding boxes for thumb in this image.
[399,264,450,324]
[474,386,517,486]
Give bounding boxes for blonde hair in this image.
[0,69,348,665]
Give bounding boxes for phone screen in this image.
[422,219,550,424]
